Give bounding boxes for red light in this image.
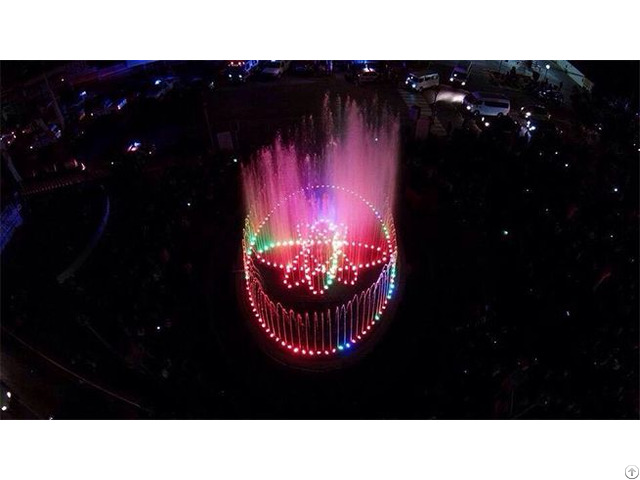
[242,184,398,360]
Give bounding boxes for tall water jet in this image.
[241,95,399,366]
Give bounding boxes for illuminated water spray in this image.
[241,96,399,363]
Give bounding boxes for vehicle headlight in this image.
[462,81,466,86]
[449,77,454,81]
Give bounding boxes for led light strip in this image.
[243,184,398,357]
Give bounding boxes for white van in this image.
[405,72,440,91]
[261,61,291,78]
[464,92,511,117]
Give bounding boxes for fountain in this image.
[241,95,399,366]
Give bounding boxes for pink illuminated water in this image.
[241,95,400,359]
[243,95,399,264]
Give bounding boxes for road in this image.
[1,329,145,419]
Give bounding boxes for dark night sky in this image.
[572,60,639,98]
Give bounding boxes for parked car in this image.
[68,89,91,111]
[260,61,291,78]
[476,114,525,147]
[404,72,439,91]
[289,61,330,76]
[449,66,470,86]
[519,104,551,122]
[346,67,380,85]
[291,61,316,76]
[81,96,125,119]
[27,123,62,150]
[28,157,86,180]
[225,60,259,83]
[61,158,87,172]
[225,65,249,84]
[49,123,62,139]
[92,98,115,117]
[126,140,156,156]
[111,140,157,172]
[146,77,178,99]
[537,86,564,105]
[464,92,511,117]
[478,114,521,134]
[521,118,562,144]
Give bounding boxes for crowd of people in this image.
[399,86,638,418]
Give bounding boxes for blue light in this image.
[154,79,162,86]
[338,345,344,351]
[80,91,87,97]
[346,343,351,348]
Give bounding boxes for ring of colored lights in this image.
[242,184,398,359]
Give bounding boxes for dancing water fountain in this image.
[241,96,399,367]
